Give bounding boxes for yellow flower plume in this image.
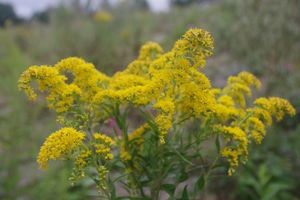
[37,127,85,169]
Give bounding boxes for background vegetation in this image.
[0,0,299,199]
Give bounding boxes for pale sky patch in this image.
[0,0,170,18]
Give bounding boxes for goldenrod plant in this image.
[18,28,295,199]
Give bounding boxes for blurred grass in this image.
[0,26,90,199]
[0,0,299,199]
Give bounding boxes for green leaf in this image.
[181,185,189,200]
[215,134,221,153]
[174,149,194,166]
[195,176,205,192]
[110,184,117,199]
[162,184,176,197]
[262,182,291,200]
[177,169,189,182]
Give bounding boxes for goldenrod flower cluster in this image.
[19,28,296,182]
[75,149,92,172]
[222,71,261,107]
[97,166,109,189]
[216,126,248,176]
[18,57,109,114]
[211,73,295,174]
[92,133,115,190]
[69,149,93,182]
[37,127,85,169]
[93,133,115,160]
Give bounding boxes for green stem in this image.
[174,149,194,166]
[113,103,129,144]
[112,103,145,197]
[204,155,220,183]
[238,111,253,126]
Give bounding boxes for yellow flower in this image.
[220,126,248,146]
[70,149,92,181]
[179,82,215,116]
[37,127,85,169]
[153,97,175,114]
[255,97,296,121]
[173,28,214,68]
[19,28,296,179]
[155,114,173,144]
[222,71,261,107]
[248,107,273,126]
[138,42,164,61]
[217,126,248,175]
[211,95,240,121]
[110,73,148,90]
[97,166,109,189]
[18,65,67,100]
[75,149,92,170]
[246,117,266,144]
[93,133,115,160]
[54,57,110,103]
[221,147,240,176]
[124,42,163,76]
[46,84,81,113]
[120,150,132,161]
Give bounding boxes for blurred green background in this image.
[0,0,299,199]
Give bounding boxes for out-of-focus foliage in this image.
[213,0,300,73]
[0,0,299,199]
[172,0,197,7]
[232,123,300,200]
[0,3,21,27]
[32,10,51,23]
